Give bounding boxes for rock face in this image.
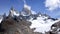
[47,21,60,34]
[9,7,20,17]
[0,16,41,34]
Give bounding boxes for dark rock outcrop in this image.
[50,21,60,34]
[0,16,41,34]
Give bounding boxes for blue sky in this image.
[0,0,60,18]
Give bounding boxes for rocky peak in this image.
[21,4,32,16]
[9,7,20,17]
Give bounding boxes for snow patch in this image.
[29,15,60,33]
[0,17,3,23]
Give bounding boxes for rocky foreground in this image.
[0,16,42,34]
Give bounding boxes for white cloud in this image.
[45,0,60,11]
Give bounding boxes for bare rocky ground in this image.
[50,21,60,34]
[0,16,42,34]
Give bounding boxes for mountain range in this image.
[0,4,60,34]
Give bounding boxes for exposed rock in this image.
[0,16,41,34]
[50,21,60,34]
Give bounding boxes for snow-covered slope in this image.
[28,14,60,33]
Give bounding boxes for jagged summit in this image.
[20,4,32,16]
[9,7,20,17]
[23,0,31,10]
[24,4,31,10]
[20,0,32,16]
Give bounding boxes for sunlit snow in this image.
[0,17,3,23]
[29,15,60,33]
[10,10,20,17]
